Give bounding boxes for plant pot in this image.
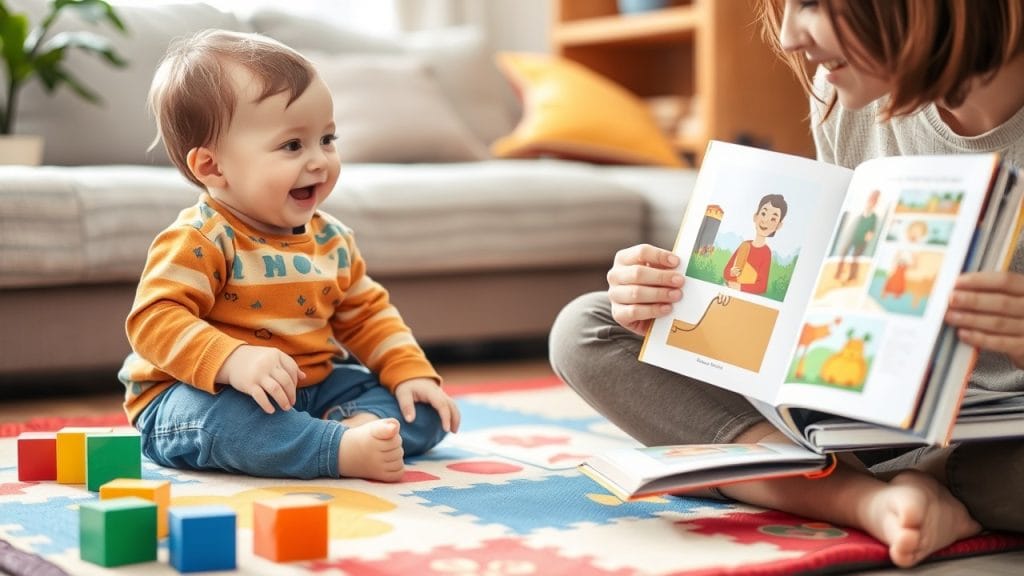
[0,134,45,165]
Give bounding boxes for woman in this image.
[549,0,1024,568]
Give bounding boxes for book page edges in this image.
[579,459,830,501]
[934,165,1024,445]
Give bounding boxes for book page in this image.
[581,442,829,499]
[776,154,999,428]
[640,142,852,403]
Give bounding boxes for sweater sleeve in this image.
[329,231,439,392]
[125,225,246,393]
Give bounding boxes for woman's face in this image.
[778,0,891,110]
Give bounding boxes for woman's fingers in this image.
[614,244,679,269]
[954,271,1024,295]
[608,283,683,306]
[612,303,674,328]
[608,264,685,290]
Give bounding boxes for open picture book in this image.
[580,141,1024,500]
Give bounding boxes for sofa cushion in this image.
[310,54,489,163]
[325,161,651,276]
[249,10,515,147]
[0,165,199,288]
[10,0,250,166]
[0,161,686,288]
[492,52,684,168]
[247,8,406,56]
[401,27,518,145]
[599,165,699,250]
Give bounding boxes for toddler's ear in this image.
[187,147,226,188]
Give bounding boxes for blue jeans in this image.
[135,363,446,479]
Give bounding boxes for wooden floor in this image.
[2,353,1021,574]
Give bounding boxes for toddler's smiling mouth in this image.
[290,185,315,201]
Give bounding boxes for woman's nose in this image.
[778,6,807,53]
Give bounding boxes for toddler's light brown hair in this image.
[149,29,316,187]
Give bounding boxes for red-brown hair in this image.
[148,29,315,187]
[758,0,1024,120]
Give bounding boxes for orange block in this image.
[56,427,114,484]
[100,479,172,539]
[253,496,328,562]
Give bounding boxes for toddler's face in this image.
[209,66,340,235]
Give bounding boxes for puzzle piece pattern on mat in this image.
[4,383,1021,575]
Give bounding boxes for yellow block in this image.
[100,478,172,539]
[56,427,113,484]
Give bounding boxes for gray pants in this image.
[549,291,1023,532]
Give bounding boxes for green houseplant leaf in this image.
[0,0,128,134]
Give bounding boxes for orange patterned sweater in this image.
[119,194,439,422]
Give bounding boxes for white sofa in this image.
[0,1,696,381]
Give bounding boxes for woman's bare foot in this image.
[859,470,981,567]
[337,418,405,482]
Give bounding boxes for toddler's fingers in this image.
[433,397,454,432]
[262,373,294,407]
[396,391,417,423]
[280,358,301,403]
[449,400,461,433]
[268,367,295,409]
[250,388,275,414]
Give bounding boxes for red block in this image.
[18,432,58,481]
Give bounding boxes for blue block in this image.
[169,505,237,572]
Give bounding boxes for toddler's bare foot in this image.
[860,470,981,567]
[337,418,405,482]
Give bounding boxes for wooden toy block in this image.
[79,496,157,567]
[253,496,328,562]
[169,505,237,573]
[56,427,113,484]
[100,479,171,538]
[85,431,141,491]
[17,432,57,481]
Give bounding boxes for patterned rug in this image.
[2,376,1023,575]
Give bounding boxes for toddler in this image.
[119,29,459,481]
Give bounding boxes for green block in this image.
[85,432,141,492]
[80,497,157,567]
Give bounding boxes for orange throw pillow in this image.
[492,52,683,168]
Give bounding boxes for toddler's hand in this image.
[607,243,685,336]
[394,378,461,433]
[217,345,303,413]
[946,271,1024,369]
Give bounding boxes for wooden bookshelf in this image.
[551,0,814,165]
[552,5,699,45]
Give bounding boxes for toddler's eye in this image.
[321,134,338,146]
[283,140,302,152]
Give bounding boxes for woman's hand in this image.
[945,271,1024,369]
[607,243,685,336]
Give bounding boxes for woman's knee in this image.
[549,291,613,378]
